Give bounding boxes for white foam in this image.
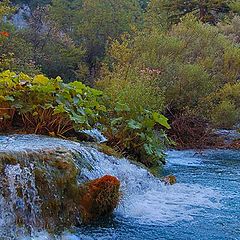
[79,147,222,225]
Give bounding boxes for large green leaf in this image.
[152,112,171,129]
[32,75,50,85]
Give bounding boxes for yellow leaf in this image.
[33,75,50,85]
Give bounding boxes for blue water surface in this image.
[67,150,240,240]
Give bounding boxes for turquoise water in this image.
[65,149,240,240]
[0,135,239,239]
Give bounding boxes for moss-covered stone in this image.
[80,175,120,223]
[0,148,121,232]
[162,175,177,185]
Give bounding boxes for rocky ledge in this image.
[0,135,120,233]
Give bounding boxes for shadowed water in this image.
[0,135,239,239]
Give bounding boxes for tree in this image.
[11,0,51,9]
[0,0,37,74]
[19,5,86,81]
[228,0,240,14]
[50,0,142,82]
[0,0,15,20]
[144,0,173,30]
[147,0,233,25]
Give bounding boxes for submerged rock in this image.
[0,135,121,235]
[162,175,177,185]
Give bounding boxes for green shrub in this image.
[98,36,165,115]
[102,103,171,174]
[115,15,240,119]
[97,38,170,172]
[206,82,240,128]
[211,100,238,129]
[0,70,105,135]
[218,16,240,44]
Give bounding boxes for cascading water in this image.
[0,162,41,238]
[0,134,238,239]
[77,146,222,224]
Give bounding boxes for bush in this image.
[0,70,105,135]
[130,15,240,114]
[98,37,165,115]
[218,16,240,44]
[104,105,171,173]
[96,38,171,173]
[211,100,238,129]
[206,82,240,128]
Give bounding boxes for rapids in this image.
[0,135,239,239]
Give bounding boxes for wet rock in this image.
[80,175,120,223]
[162,175,177,185]
[0,144,120,232]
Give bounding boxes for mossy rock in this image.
[80,175,120,223]
[0,147,121,232]
[161,175,177,185]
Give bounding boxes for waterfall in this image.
[0,135,222,239]
[81,128,107,143]
[0,163,41,238]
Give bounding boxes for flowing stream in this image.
[0,135,239,239]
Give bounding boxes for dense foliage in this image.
[0,70,105,135]
[0,0,240,167]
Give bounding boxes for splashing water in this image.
[0,135,237,240]
[81,128,107,143]
[0,163,41,238]
[76,146,222,225]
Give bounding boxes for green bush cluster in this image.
[206,82,240,129]
[0,70,105,135]
[97,38,171,172]
[99,15,240,131]
[104,103,171,174]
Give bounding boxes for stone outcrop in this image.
[0,139,121,233]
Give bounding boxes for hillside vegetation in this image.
[0,0,240,170]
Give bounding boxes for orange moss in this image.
[162,175,177,185]
[0,31,10,37]
[80,175,120,223]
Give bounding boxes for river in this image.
[59,149,239,240]
[0,135,239,239]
